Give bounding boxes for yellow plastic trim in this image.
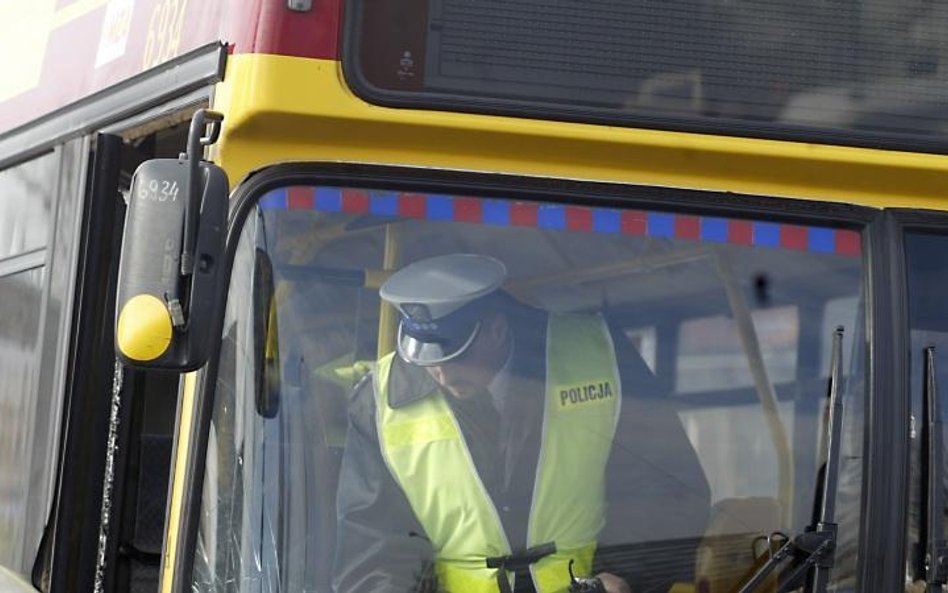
[116,294,173,361]
[212,54,948,210]
[160,371,197,593]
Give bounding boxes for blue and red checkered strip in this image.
[259,187,861,257]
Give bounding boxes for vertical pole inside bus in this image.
[378,223,402,358]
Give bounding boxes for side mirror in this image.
[115,110,229,370]
[252,248,281,418]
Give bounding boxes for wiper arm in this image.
[805,325,846,593]
[738,327,845,593]
[921,347,947,592]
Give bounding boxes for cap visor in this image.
[396,322,481,366]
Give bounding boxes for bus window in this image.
[192,183,865,593]
[674,306,799,503]
[821,296,860,378]
[0,151,57,573]
[349,0,948,149]
[904,233,948,588]
[623,326,657,374]
[675,306,799,394]
[0,154,54,260]
[0,268,46,569]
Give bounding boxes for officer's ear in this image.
[483,313,510,346]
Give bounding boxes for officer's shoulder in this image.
[351,371,373,398]
[387,355,439,408]
[345,356,436,410]
[345,369,377,418]
[342,370,378,429]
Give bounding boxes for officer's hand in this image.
[596,572,632,593]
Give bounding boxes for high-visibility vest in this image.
[375,314,622,593]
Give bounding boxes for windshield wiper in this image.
[738,327,845,593]
[921,347,947,591]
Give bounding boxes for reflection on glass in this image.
[0,266,46,568]
[0,153,55,260]
[192,185,865,593]
[354,0,948,143]
[905,233,948,588]
[676,306,799,394]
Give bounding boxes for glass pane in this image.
[0,266,45,569]
[0,153,56,260]
[676,306,798,394]
[193,185,865,593]
[351,0,948,146]
[904,233,948,587]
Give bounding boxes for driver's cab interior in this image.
[195,181,865,593]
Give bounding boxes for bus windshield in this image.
[192,181,865,593]
[347,0,948,148]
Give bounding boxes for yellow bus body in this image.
[213,54,948,211]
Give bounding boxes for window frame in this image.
[341,2,948,155]
[881,209,948,589]
[170,161,894,593]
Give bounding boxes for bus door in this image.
[0,145,69,588]
[85,119,203,593]
[18,112,210,593]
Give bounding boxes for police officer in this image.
[333,254,710,593]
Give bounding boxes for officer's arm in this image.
[333,376,434,593]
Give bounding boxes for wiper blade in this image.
[805,326,846,593]
[921,347,947,591]
[738,327,845,593]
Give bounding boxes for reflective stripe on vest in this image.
[375,313,621,593]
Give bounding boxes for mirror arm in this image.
[180,109,224,277]
[165,109,223,329]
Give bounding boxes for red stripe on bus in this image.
[836,230,862,256]
[342,189,369,213]
[675,215,701,240]
[399,194,427,218]
[566,206,593,231]
[621,211,648,235]
[728,220,754,245]
[287,186,314,210]
[781,225,808,250]
[510,202,539,226]
[454,198,483,223]
[236,0,341,59]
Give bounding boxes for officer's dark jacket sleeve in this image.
[332,374,434,593]
[595,322,712,590]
